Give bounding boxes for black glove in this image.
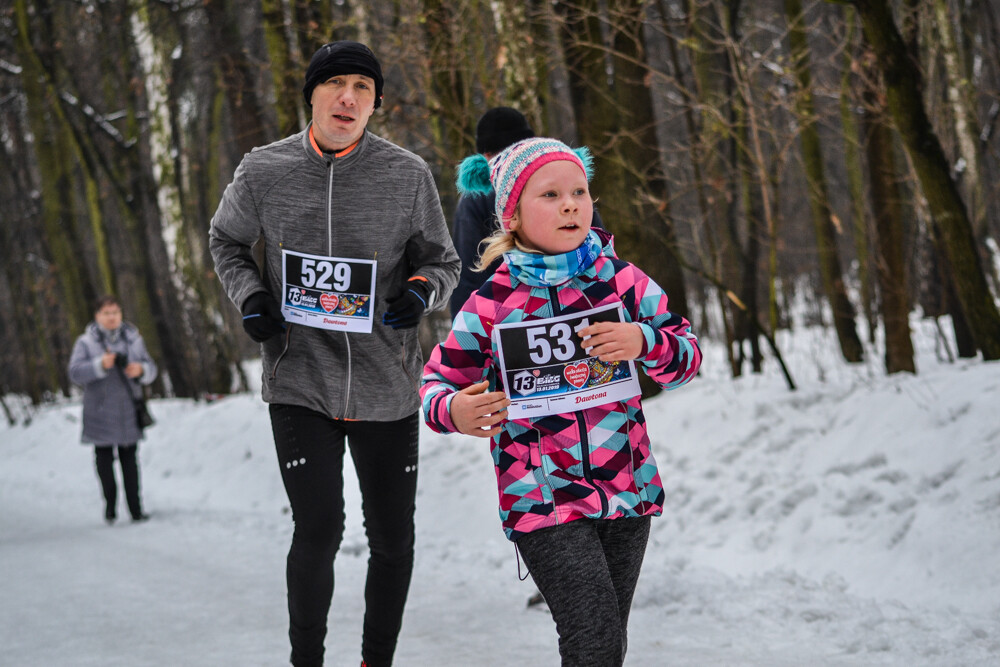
[382,280,432,329]
[241,292,286,342]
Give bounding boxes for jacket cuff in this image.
[439,393,459,432]
[93,357,108,378]
[408,276,436,309]
[636,322,663,365]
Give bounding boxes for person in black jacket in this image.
[449,107,603,317]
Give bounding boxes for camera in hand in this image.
[114,353,128,368]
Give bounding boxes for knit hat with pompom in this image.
[456,137,593,231]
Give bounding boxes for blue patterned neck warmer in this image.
[505,230,602,287]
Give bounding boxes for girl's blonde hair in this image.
[473,217,540,271]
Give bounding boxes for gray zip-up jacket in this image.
[209,127,460,421]
[68,322,157,445]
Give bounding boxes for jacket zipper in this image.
[343,332,352,416]
[576,411,608,516]
[326,161,353,417]
[622,401,641,498]
[326,163,334,256]
[548,285,608,517]
[530,427,561,525]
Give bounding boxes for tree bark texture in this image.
[851,0,1000,360]
[687,0,740,374]
[839,7,876,342]
[862,72,915,373]
[786,0,863,363]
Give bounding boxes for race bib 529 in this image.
[281,249,376,333]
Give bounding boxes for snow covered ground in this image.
[1,317,998,666]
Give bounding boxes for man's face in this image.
[310,73,377,152]
[95,304,122,331]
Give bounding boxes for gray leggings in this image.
[515,516,651,667]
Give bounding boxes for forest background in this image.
[2,0,999,412]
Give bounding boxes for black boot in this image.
[96,446,117,525]
[118,445,146,521]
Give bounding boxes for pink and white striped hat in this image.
[456,137,593,231]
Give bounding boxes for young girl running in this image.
[420,137,702,666]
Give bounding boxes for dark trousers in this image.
[515,516,652,667]
[270,404,419,667]
[94,444,143,520]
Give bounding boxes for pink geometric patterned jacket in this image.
[421,230,701,540]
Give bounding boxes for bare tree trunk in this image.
[785,0,863,363]
[932,0,986,235]
[930,226,979,358]
[735,102,765,374]
[687,0,740,375]
[724,4,764,374]
[861,57,915,374]
[851,0,1000,360]
[130,0,241,396]
[490,0,544,129]
[839,7,876,342]
[0,149,60,403]
[204,0,274,156]
[13,0,94,335]
[421,0,474,217]
[899,0,978,358]
[262,0,308,137]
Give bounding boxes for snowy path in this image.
[3,466,994,666]
[2,330,999,665]
[1,481,287,665]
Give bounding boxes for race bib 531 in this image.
[493,303,641,418]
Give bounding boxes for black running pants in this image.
[270,404,419,667]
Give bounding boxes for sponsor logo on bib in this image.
[564,362,589,389]
[319,293,337,313]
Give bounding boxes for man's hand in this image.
[576,321,644,362]
[241,292,286,342]
[450,380,509,438]
[101,352,116,370]
[383,280,432,329]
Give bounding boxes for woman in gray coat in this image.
[68,295,157,524]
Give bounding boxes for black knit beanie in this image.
[303,41,384,109]
[475,107,535,155]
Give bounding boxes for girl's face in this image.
[510,160,593,255]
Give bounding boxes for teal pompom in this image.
[456,154,493,196]
[573,146,594,181]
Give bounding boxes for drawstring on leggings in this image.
[514,543,530,581]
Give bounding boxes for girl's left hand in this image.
[576,322,644,362]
